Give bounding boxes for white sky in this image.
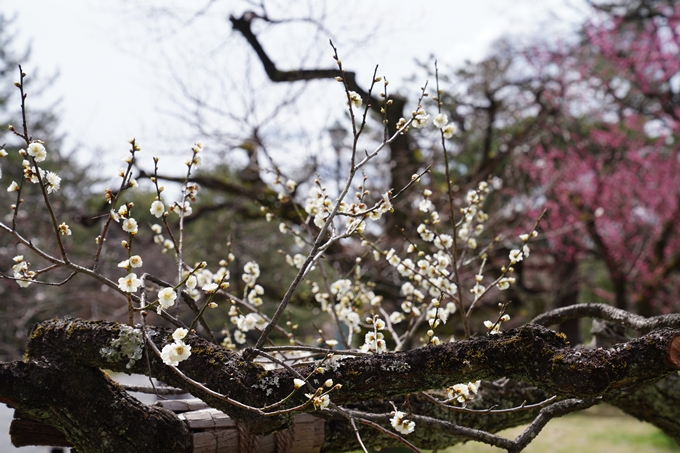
[9,0,589,179]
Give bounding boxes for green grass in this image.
[444,405,680,453]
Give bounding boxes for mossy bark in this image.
[1,316,678,452]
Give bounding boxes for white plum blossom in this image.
[397,259,415,277]
[27,142,47,162]
[150,200,165,218]
[306,393,330,410]
[509,249,523,264]
[45,172,61,193]
[233,330,246,344]
[390,411,415,435]
[160,341,191,366]
[361,331,387,353]
[470,283,485,297]
[285,179,297,192]
[380,193,393,212]
[247,285,264,306]
[418,198,432,212]
[58,222,72,236]
[347,91,362,109]
[417,224,434,242]
[242,261,260,287]
[157,287,177,313]
[496,277,515,290]
[122,218,138,234]
[433,113,448,129]
[330,279,352,298]
[434,234,453,250]
[390,311,405,324]
[118,273,143,293]
[412,108,430,128]
[235,312,267,332]
[442,123,458,138]
[447,381,481,405]
[202,282,219,293]
[484,320,501,335]
[172,328,188,341]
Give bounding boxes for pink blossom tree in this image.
[517,0,680,316]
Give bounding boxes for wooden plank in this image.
[155,398,209,412]
[192,430,239,453]
[9,418,72,448]
[258,434,275,453]
[180,409,237,429]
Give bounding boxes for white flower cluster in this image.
[393,106,457,139]
[285,253,307,270]
[11,255,34,288]
[509,230,537,264]
[185,142,203,169]
[495,230,538,292]
[169,200,192,217]
[412,107,430,128]
[150,223,175,253]
[306,392,331,410]
[27,142,47,162]
[390,410,416,435]
[385,242,458,320]
[329,278,362,334]
[484,314,511,335]
[433,113,458,138]
[302,182,393,232]
[10,143,62,194]
[110,203,139,235]
[425,299,458,344]
[247,284,265,307]
[161,328,192,366]
[118,255,143,271]
[229,310,267,342]
[305,185,332,229]
[446,380,481,406]
[180,262,230,301]
[457,181,493,251]
[324,276,383,344]
[360,317,388,353]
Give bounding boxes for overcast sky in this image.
[9,1,589,178]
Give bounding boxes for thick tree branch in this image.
[0,360,191,453]
[229,12,372,103]
[531,302,680,334]
[24,318,680,416]
[2,315,679,451]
